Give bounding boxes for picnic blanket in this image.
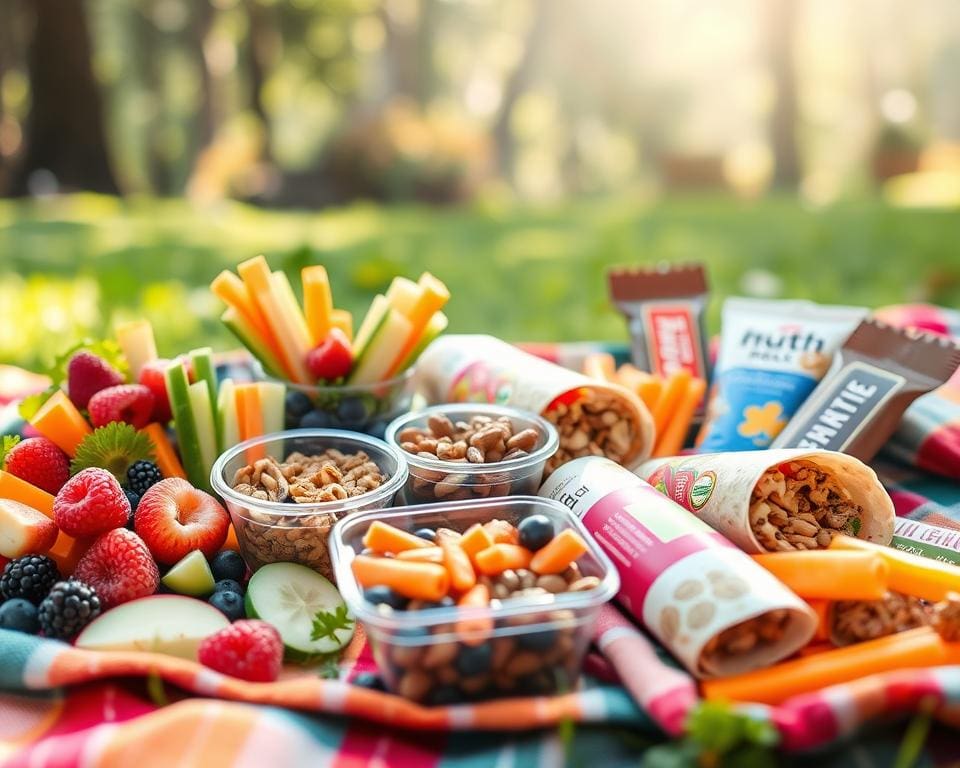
[2,304,960,767]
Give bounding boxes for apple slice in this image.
[75,595,229,659]
[0,499,59,558]
[162,550,216,597]
[115,320,158,381]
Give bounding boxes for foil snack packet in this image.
[696,298,867,452]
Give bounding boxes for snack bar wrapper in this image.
[416,335,655,472]
[540,456,817,678]
[637,449,894,554]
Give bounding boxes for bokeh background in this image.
[2,0,960,371]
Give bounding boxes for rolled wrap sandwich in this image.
[540,457,817,678]
[417,335,654,472]
[637,449,895,554]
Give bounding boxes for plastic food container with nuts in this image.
[210,429,408,581]
[330,496,619,705]
[385,404,559,506]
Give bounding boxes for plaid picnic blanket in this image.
[2,305,960,767]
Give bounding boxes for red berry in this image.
[68,351,125,410]
[3,437,70,495]
[198,620,283,682]
[306,329,353,382]
[88,384,155,429]
[138,359,173,423]
[54,468,130,537]
[73,528,159,609]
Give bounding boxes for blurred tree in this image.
[766,0,800,188]
[10,0,118,195]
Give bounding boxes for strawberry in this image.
[138,359,173,423]
[73,528,159,609]
[68,351,125,410]
[306,329,353,382]
[54,468,130,537]
[135,478,229,564]
[88,384,155,429]
[197,620,283,682]
[3,437,70,495]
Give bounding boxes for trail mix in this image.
[750,460,864,552]
[699,610,793,672]
[544,390,635,474]
[231,449,386,579]
[831,591,960,646]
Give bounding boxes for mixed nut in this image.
[830,591,960,646]
[544,390,636,474]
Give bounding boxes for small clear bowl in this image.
[330,496,619,704]
[210,429,408,581]
[254,363,416,439]
[385,404,559,505]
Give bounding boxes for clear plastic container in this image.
[330,496,619,704]
[384,404,559,505]
[210,429,408,580]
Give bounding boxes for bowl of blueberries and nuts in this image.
[330,496,618,705]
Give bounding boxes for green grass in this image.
[2,194,959,371]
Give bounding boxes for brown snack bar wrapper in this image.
[772,319,960,462]
[540,457,817,678]
[608,263,710,381]
[637,449,895,553]
[416,335,654,471]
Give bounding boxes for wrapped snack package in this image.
[638,449,894,554]
[540,456,817,678]
[416,335,654,472]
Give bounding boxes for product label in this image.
[641,303,704,378]
[891,517,960,565]
[448,361,515,404]
[646,462,717,511]
[775,362,905,451]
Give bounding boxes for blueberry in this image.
[125,489,140,512]
[208,590,245,621]
[352,672,386,691]
[214,579,244,595]
[393,625,429,641]
[335,396,368,427]
[417,596,455,610]
[517,628,557,652]
[300,409,332,429]
[285,391,314,422]
[456,643,492,677]
[210,551,246,583]
[0,598,39,634]
[518,515,554,552]
[413,528,437,543]
[366,420,388,439]
[428,685,461,706]
[364,585,408,610]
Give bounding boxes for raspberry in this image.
[54,468,130,536]
[198,620,283,682]
[126,460,163,497]
[3,437,70,495]
[88,385,155,430]
[68,351,124,410]
[73,528,159,609]
[38,579,101,639]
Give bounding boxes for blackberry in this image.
[38,580,101,639]
[1,555,61,605]
[124,490,140,529]
[126,460,163,497]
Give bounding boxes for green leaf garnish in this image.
[47,338,129,389]
[0,435,21,468]
[310,604,355,645]
[71,423,155,481]
[18,388,56,422]
[315,656,341,680]
[849,517,862,536]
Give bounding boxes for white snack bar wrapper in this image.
[637,449,895,553]
[416,335,654,468]
[540,457,817,678]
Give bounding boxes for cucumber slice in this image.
[258,382,285,436]
[221,307,285,379]
[352,294,390,361]
[395,311,448,375]
[245,562,354,659]
[385,276,424,318]
[190,348,220,451]
[162,550,216,597]
[165,362,206,490]
[217,378,239,450]
[188,382,217,487]
[348,308,413,385]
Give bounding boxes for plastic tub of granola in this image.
[330,496,619,704]
[210,429,409,580]
[385,404,559,505]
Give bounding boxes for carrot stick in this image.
[440,539,477,592]
[142,423,187,479]
[653,376,706,457]
[751,551,889,600]
[583,353,617,382]
[351,556,449,601]
[806,599,830,642]
[483,520,519,545]
[474,544,533,576]
[530,529,588,575]
[701,627,958,705]
[459,523,495,565]
[830,535,960,602]
[798,642,835,658]
[396,546,444,563]
[651,370,692,438]
[362,521,434,554]
[235,384,265,462]
[455,583,493,647]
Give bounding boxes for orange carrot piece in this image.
[652,377,706,457]
[483,519,519,545]
[396,546,444,563]
[351,556,449,601]
[143,423,187,479]
[530,529,589,575]
[798,642,835,658]
[220,524,240,552]
[650,370,692,439]
[583,353,617,382]
[459,523,495,565]
[440,539,477,592]
[474,544,534,576]
[752,550,889,601]
[235,384,266,461]
[830,535,960,602]
[806,599,830,642]
[701,627,958,705]
[29,390,92,457]
[363,521,434,554]
[455,583,493,646]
